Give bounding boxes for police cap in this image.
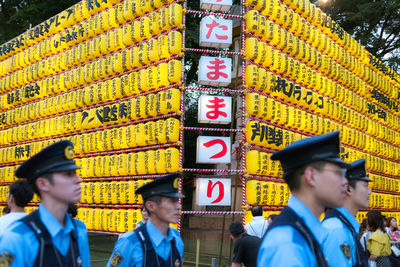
[271,131,349,178]
[135,173,185,201]
[346,159,372,182]
[15,140,79,183]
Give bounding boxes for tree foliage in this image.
[312,0,400,72]
[0,0,80,44]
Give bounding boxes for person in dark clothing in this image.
[229,221,261,267]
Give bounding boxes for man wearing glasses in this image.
[257,131,349,266]
[323,159,371,267]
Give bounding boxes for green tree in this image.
[0,0,80,44]
[312,0,400,72]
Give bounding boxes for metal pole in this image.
[195,238,200,267]
[218,214,226,267]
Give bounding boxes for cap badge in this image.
[64,146,74,160]
[173,178,179,189]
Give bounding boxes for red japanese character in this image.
[206,58,228,80]
[203,139,228,159]
[206,97,227,119]
[205,20,229,40]
[207,180,224,204]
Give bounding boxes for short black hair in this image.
[251,205,263,217]
[367,210,385,232]
[9,180,34,207]
[285,161,326,191]
[347,178,363,189]
[229,221,245,238]
[67,203,78,218]
[30,173,54,197]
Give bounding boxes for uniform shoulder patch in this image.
[0,250,14,267]
[110,251,123,267]
[340,242,351,259]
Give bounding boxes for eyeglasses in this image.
[320,168,347,177]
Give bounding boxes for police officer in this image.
[0,140,90,267]
[107,173,184,267]
[257,131,349,266]
[323,159,371,267]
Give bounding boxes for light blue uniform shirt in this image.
[257,196,327,267]
[322,207,360,267]
[0,204,90,267]
[107,219,184,267]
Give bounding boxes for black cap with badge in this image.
[271,131,350,178]
[346,159,372,182]
[15,140,79,183]
[135,173,185,201]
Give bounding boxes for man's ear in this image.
[345,185,352,196]
[7,194,14,205]
[145,200,157,214]
[303,166,318,188]
[36,177,51,193]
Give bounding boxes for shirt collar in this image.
[252,216,266,221]
[38,204,74,238]
[146,219,175,247]
[337,207,360,234]
[288,196,326,246]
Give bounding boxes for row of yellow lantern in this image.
[1,112,180,149]
[78,147,180,177]
[246,146,400,190]
[0,85,180,131]
[246,150,284,177]
[244,93,400,159]
[370,174,400,193]
[244,35,398,113]
[76,208,141,233]
[0,116,180,162]
[369,193,400,210]
[244,64,400,140]
[246,0,400,90]
[0,0,181,75]
[246,91,399,154]
[244,7,398,101]
[0,166,18,183]
[0,48,182,112]
[245,130,400,177]
[0,143,181,182]
[246,179,290,206]
[0,30,182,94]
[81,180,149,204]
[245,177,400,210]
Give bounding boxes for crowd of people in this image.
[0,131,400,266]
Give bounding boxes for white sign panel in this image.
[198,56,232,86]
[198,95,232,124]
[200,0,232,12]
[200,17,232,48]
[197,178,231,206]
[196,136,231,164]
